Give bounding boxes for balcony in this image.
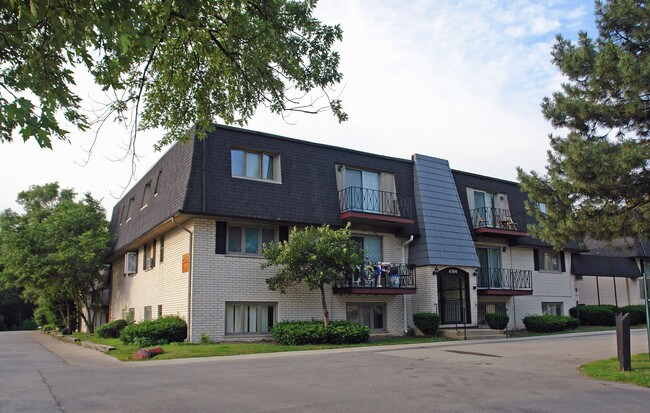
[470,207,529,237]
[338,187,415,226]
[333,263,417,295]
[476,267,533,295]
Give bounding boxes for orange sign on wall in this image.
[182,253,190,273]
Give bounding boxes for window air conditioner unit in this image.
[146,258,155,268]
[124,252,137,275]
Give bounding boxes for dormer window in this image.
[141,182,152,209]
[231,149,280,182]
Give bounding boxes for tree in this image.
[0,183,111,333]
[262,224,362,327]
[517,0,650,248]
[0,0,346,149]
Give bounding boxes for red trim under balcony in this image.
[474,227,528,237]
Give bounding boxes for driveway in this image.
[1,330,649,412]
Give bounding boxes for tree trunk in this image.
[319,283,329,328]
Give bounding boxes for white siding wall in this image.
[109,225,191,324]
[575,276,643,306]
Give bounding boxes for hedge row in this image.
[569,305,647,326]
[523,315,579,333]
[271,320,370,345]
[120,316,187,346]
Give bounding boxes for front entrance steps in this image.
[439,327,506,340]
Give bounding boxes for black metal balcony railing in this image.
[470,207,528,232]
[336,263,416,289]
[339,187,414,220]
[476,267,533,290]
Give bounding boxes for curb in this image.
[43,331,115,353]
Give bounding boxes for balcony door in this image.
[347,169,380,213]
[476,247,502,288]
[473,191,495,227]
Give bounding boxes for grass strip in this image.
[581,353,650,388]
[71,333,452,361]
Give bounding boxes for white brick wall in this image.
[475,241,577,330]
[109,225,191,324]
[189,219,416,342]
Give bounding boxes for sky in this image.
[0,0,598,215]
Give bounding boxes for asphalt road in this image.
[1,329,649,412]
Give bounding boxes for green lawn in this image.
[508,325,647,338]
[71,333,452,362]
[581,353,650,388]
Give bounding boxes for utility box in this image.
[616,313,631,371]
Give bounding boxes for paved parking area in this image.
[1,330,649,412]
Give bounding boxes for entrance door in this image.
[438,267,471,324]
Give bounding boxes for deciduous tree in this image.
[518,0,650,248]
[0,0,346,149]
[262,224,362,327]
[0,183,111,332]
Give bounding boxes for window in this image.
[159,236,165,263]
[157,305,163,317]
[346,303,386,330]
[144,306,152,321]
[226,302,276,334]
[143,240,156,270]
[154,170,162,196]
[542,302,563,316]
[231,149,279,181]
[141,182,152,209]
[473,190,495,227]
[128,308,135,322]
[126,197,135,222]
[540,251,560,272]
[227,225,276,255]
[124,252,137,275]
[351,235,382,263]
[120,205,126,225]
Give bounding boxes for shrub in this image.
[412,312,441,336]
[619,305,647,325]
[569,305,617,326]
[19,319,37,330]
[200,332,213,344]
[120,316,187,345]
[42,324,58,333]
[96,319,130,338]
[325,321,370,344]
[271,320,370,345]
[523,315,579,333]
[485,313,509,330]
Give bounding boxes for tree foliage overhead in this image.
[262,224,362,327]
[0,183,111,332]
[0,0,346,149]
[518,0,650,248]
